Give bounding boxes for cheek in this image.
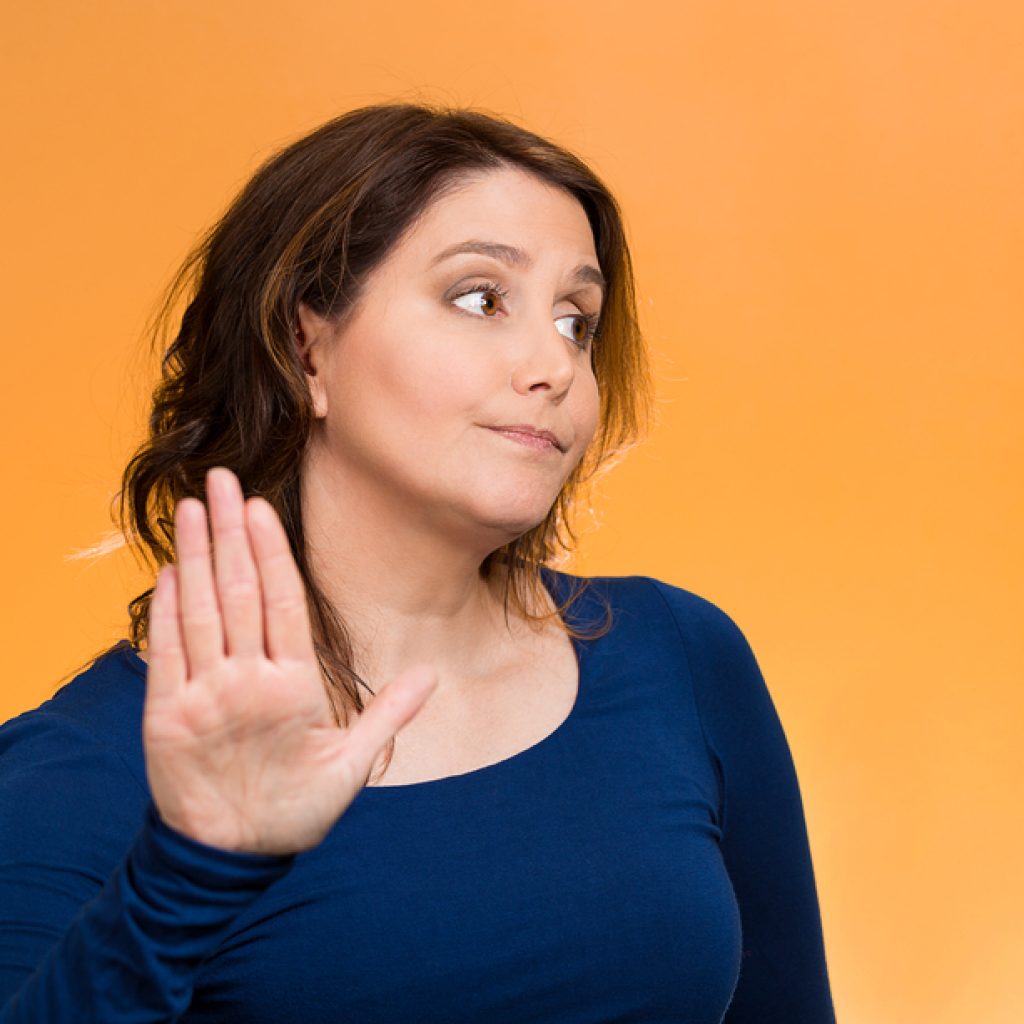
[380,340,487,418]
[345,321,492,446]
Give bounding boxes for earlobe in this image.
[307,374,329,419]
[294,303,330,419]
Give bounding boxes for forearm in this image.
[1,801,294,1024]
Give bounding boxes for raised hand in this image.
[141,467,438,856]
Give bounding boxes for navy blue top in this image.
[0,570,835,1022]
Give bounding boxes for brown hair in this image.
[116,101,654,777]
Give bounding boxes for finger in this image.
[246,496,317,664]
[146,565,187,701]
[207,467,264,658]
[341,664,439,781]
[174,497,224,674]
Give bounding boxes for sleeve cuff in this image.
[139,800,297,889]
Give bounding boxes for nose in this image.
[508,313,576,399]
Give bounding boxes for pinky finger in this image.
[146,565,188,704]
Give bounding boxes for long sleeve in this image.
[650,580,837,1023]
[3,587,833,1023]
[0,709,295,1023]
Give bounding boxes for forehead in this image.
[397,166,598,262]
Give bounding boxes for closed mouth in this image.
[487,425,565,452]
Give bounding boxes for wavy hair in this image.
[114,102,654,777]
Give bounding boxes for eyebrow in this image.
[430,239,607,298]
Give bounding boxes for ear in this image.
[294,302,331,419]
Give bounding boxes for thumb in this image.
[340,664,439,781]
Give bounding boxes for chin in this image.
[484,506,551,538]
[433,469,562,540]
[470,493,555,539]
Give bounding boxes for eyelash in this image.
[449,280,600,349]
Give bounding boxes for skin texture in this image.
[142,167,603,854]
[296,165,602,688]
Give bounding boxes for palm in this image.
[142,468,437,856]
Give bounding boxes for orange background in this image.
[2,2,1021,1020]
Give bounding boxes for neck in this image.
[299,447,536,696]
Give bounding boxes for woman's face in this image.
[299,165,604,551]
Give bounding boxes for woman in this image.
[0,103,836,1022]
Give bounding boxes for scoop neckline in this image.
[119,565,592,794]
[361,566,588,794]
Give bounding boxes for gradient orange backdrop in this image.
[2,2,1021,1021]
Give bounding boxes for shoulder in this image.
[0,642,149,793]
[637,576,761,672]
[546,568,772,733]
[544,565,752,655]
[0,646,156,933]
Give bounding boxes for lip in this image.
[487,425,565,452]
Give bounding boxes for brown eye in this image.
[479,289,500,316]
[451,284,507,318]
[555,312,599,349]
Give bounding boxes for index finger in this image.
[245,496,317,665]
